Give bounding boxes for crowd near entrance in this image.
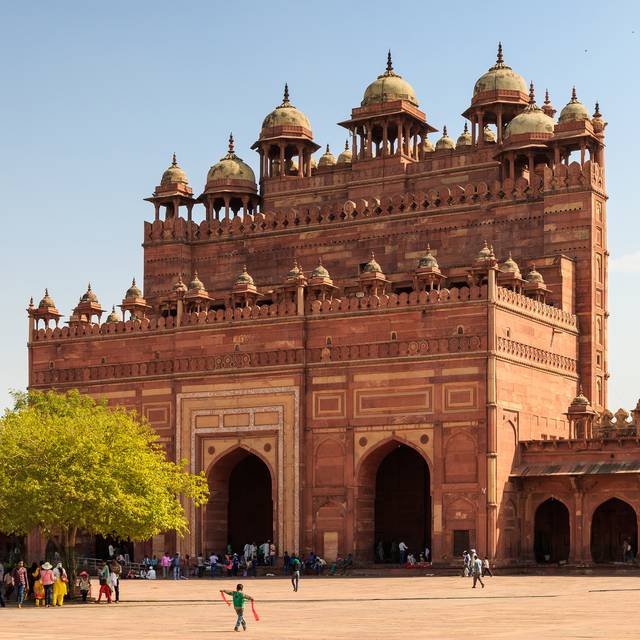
[205,448,274,555]
[534,498,570,563]
[590,498,638,563]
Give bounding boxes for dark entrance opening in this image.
[95,535,134,562]
[205,449,273,555]
[373,444,430,562]
[534,498,570,563]
[590,498,638,563]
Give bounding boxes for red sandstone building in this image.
[22,46,640,566]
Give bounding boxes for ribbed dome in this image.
[311,259,330,278]
[318,144,337,167]
[361,52,418,107]
[173,275,188,293]
[526,265,545,284]
[457,123,472,146]
[287,259,302,278]
[477,241,494,260]
[435,126,455,150]
[501,253,521,277]
[484,126,497,143]
[362,252,382,273]
[81,283,98,303]
[261,84,312,133]
[39,288,55,308]
[235,266,254,285]
[189,271,205,291]
[418,245,439,269]
[125,278,141,299]
[559,87,590,124]
[337,140,352,164]
[207,134,256,183]
[161,153,189,186]
[421,137,435,153]
[571,388,590,406]
[106,306,120,323]
[505,84,555,137]
[473,43,528,97]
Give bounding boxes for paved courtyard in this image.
[1,574,639,639]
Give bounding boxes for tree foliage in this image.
[0,390,208,546]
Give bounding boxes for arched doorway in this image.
[356,441,430,562]
[205,448,273,555]
[534,498,570,563]
[590,498,638,563]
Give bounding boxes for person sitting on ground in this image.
[407,553,416,566]
[315,556,327,575]
[146,566,156,579]
[305,552,316,574]
[341,553,353,575]
[329,555,343,576]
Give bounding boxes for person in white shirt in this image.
[210,553,219,577]
[398,541,408,564]
[146,567,157,579]
[261,541,270,565]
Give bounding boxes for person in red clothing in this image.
[96,561,112,604]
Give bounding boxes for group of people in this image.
[461,550,493,588]
[0,558,123,607]
[0,560,68,608]
[376,540,431,566]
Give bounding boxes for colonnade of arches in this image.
[533,497,638,564]
[199,441,639,565]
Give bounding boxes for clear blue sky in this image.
[1,0,638,412]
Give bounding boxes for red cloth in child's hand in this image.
[251,600,260,621]
[220,592,230,606]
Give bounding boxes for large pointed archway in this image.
[204,447,274,555]
[590,498,637,563]
[356,440,431,562]
[533,498,570,563]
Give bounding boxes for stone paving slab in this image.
[1,575,639,639]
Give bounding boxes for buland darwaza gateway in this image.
[22,45,640,567]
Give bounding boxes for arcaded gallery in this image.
[25,46,640,566]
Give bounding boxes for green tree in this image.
[0,389,209,591]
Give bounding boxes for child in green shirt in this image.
[221,584,254,632]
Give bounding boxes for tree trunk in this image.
[60,526,78,598]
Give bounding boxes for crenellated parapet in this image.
[496,286,578,330]
[143,162,601,245]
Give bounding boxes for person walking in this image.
[220,584,254,632]
[52,562,68,606]
[96,560,112,604]
[12,560,29,608]
[376,540,385,563]
[291,554,301,592]
[424,547,430,563]
[40,562,55,607]
[482,556,493,577]
[269,541,276,567]
[472,554,484,589]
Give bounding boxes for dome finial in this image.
[464,122,468,133]
[528,81,536,105]
[496,41,504,65]
[443,125,448,136]
[45,287,49,296]
[326,143,330,153]
[571,86,578,102]
[172,152,177,166]
[386,49,393,73]
[593,101,601,117]
[345,140,349,150]
[228,132,234,154]
[282,82,290,105]
[544,89,550,105]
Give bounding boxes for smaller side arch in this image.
[590,497,638,563]
[533,497,570,563]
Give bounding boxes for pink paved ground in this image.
[1,574,639,639]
